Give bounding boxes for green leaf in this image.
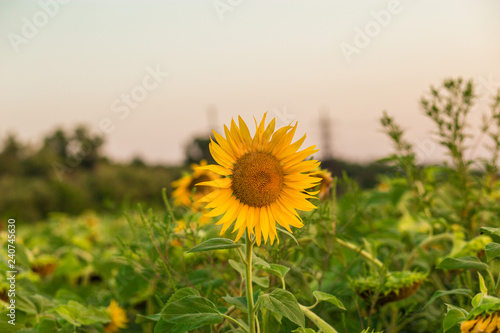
[154,318,174,333]
[486,242,500,262]
[259,289,305,327]
[186,238,242,253]
[223,296,248,313]
[229,259,244,276]
[0,310,26,333]
[55,302,83,327]
[37,318,58,333]
[424,289,473,308]
[256,263,290,279]
[54,301,109,326]
[15,294,38,315]
[472,293,483,308]
[436,256,489,271]
[166,288,200,305]
[13,243,30,268]
[161,295,223,326]
[55,289,86,304]
[136,314,161,324]
[443,304,466,332]
[154,317,202,333]
[478,272,488,294]
[312,291,345,310]
[253,276,270,288]
[31,294,55,314]
[292,328,317,333]
[261,307,282,333]
[253,254,270,268]
[229,259,269,287]
[481,227,500,243]
[277,227,299,246]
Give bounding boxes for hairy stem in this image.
[245,233,256,333]
[299,304,338,333]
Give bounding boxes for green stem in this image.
[335,238,384,269]
[299,304,338,333]
[245,233,256,333]
[221,314,249,333]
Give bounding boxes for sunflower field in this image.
[3,78,500,333]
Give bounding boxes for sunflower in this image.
[172,160,219,208]
[461,313,500,332]
[31,255,58,277]
[311,167,334,200]
[104,300,128,333]
[196,113,320,246]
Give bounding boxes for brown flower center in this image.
[231,152,284,207]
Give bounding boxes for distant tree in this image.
[67,126,104,170]
[184,136,214,165]
[0,134,25,175]
[131,156,146,167]
[43,129,69,161]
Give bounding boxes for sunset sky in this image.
[1,0,500,165]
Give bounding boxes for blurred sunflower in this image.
[461,313,500,332]
[197,113,320,245]
[172,160,219,208]
[104,300,128,333]
[311,167,334,200]
[31,255,58,277]
[173,220,187,233]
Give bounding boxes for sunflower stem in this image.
[245,233,256,333]
[335,238,384,270]
[299,304,338,333]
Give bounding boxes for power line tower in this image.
[319,107,333,160]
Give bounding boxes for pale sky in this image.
[1,0,500,165]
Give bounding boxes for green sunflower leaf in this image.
[186,238,242,253]
[480,227,500,243]
[166,288,200,305]
[312,291,346,310]
[436,256,489,271]
[424,289,473,308]
[161,295,223,327]
[258,289,305,327]
[443,304,467,332]
[223,296,248,313]
[485,242,500,262]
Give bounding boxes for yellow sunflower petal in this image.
[212,130,237,159]
[205,189,233,209]
[233,204,249,233]
[197,177,232,189]
[205,196,237,217]
[238,115,253,145]
[260,207,269,242]
[197,164,233,176]
[219,203,242,235]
